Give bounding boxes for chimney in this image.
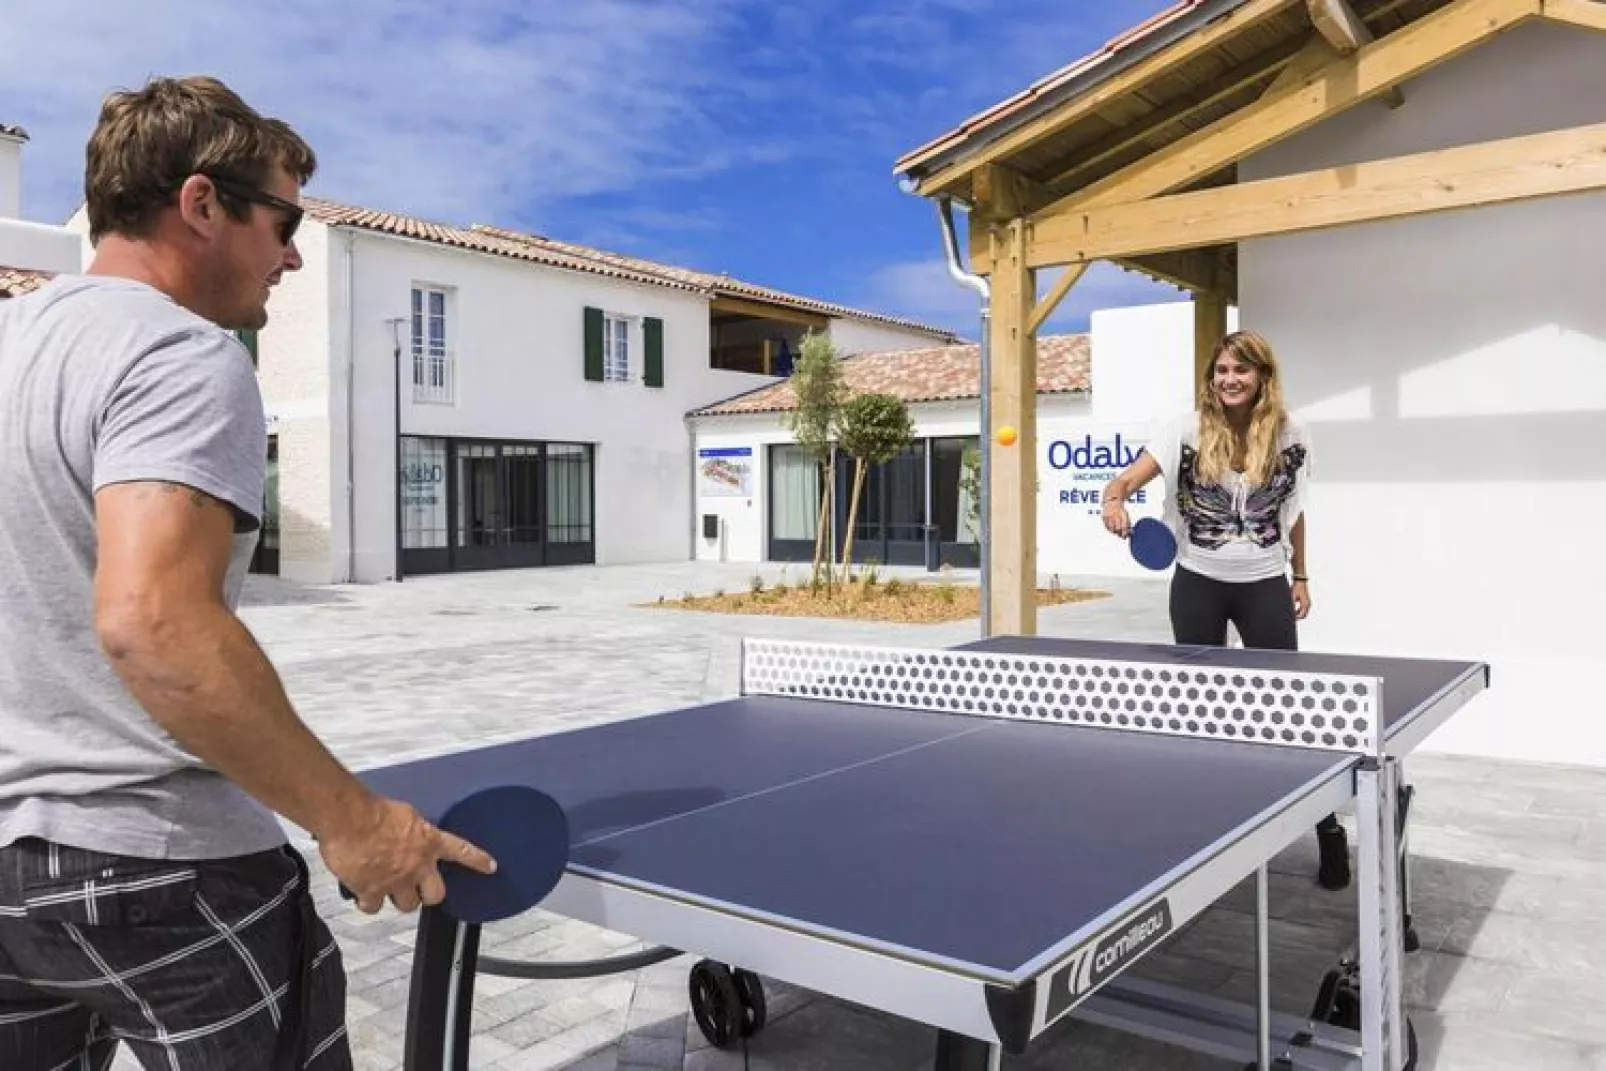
[0,125,28,220]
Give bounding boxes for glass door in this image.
[836,442,928,567]
[768,443,822,562]
[544,443,595,566]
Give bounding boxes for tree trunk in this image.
[811,481,829,586]
[840,459,867,579]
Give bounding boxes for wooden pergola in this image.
[894,0,1606,635]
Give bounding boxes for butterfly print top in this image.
[1176,441,1308,551]
[1144,412,1311,584]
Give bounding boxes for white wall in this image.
[0,133,80,273]
[339,229,772,580]
[258,222,337,583]
[0,135,21,220]
[829,316,953,356]
[1039,302,1217,579]
[1239,20,1606,765]
[0,217,80,273]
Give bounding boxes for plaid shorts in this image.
[0,837,352,1071]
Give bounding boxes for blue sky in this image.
[1,0,1185,336]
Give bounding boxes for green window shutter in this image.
[583,307,604,382]
[643,317,664,388]
[236,328,259,368]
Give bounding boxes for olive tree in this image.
[837,392,914,575]
[781,331,846,587]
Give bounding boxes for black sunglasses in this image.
[199,171,304,246]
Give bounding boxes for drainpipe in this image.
[343,230,358,583]
[931,195,993,638]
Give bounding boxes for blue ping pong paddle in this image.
[335,784,571,924]
[436,784,571,924]
[1128,517,1177,571]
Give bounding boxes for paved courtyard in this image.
[118,562,1606,1070]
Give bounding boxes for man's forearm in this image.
[101,604,378,840]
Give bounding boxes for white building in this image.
[891,10,1606,770]
[0,124,81,299]
[1237,21,1606,767]
[62,197,955,584]
[689,301,1226,580]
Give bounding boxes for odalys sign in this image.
[1045,430,1149,515]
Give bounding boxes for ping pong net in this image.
[740,639,1383,757]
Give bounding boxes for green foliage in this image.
[837,393,914,468]
[781,330,845,589]
[782,330,846,464]
[959,442,981,542]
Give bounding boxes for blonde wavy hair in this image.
[1195,330,1287,487]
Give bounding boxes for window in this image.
[603,313,630,383]
[546,443,594,543]
[411,286,454,403]
[769,444,820,541]
[400,436,449,549]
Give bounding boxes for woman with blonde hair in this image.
[1101,329,1348,890]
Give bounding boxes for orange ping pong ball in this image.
[996,425,1017,447]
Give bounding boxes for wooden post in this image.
[1193,291,1230,396]
[988,218,1037,636]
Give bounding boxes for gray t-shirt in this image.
[0,274,285,860]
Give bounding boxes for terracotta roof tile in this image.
[300,199,958,341]
[0,266,53,298]
[691,334,1089,417]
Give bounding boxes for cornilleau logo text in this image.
[1045,899,1174,1021]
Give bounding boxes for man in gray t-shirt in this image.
[0,76,492,1071]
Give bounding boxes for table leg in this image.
[403,907,481,1071]
[1256,863,1271,1071]
[1356,760,1406,1071]
[934,1030,1001,1071]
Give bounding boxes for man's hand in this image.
[319,798,497,914]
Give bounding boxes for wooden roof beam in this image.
[1120,249,1236,301]
[1028,0,1540,230]
[1028,118,1606,264]
[710,295,829,329]
[1041,45,1304,199]
[1307,0,1406,106]
[909,0,1303,198]
[1540,0,1606,31]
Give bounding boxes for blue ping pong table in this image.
[359,634,1488,1071]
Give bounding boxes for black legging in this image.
[1169,565,1342,840]
[1169,565,1297,650]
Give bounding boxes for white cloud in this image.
[0,0,774,227]
[860,257,1185,336]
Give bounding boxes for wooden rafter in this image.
[1307,0,1407,106]
[710,295,828,329]
[1028,0,1539,227]
[1121,249,1237,301]
[1540,0,1606,30]
[909,0,1303,197]
[1029,119,1606,264]
[1040,44,1306,201]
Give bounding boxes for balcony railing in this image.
[412,347,455,405]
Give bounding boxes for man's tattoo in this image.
[147,482,219,510]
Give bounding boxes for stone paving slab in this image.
[93,561,1606,1070]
